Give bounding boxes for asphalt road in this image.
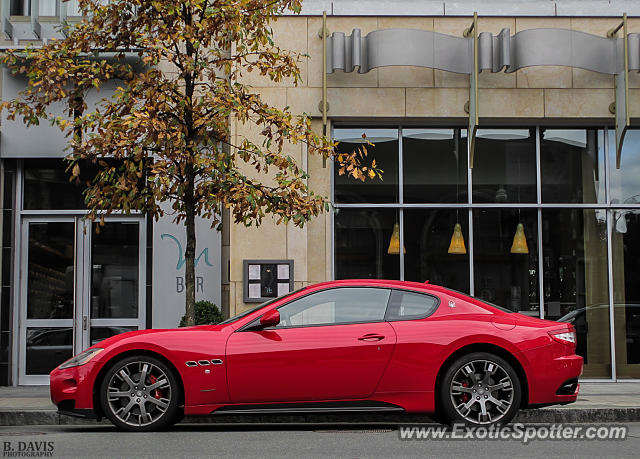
[1,423,640,458]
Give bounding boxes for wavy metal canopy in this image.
[326,27,637,75]
[322,23,635,168]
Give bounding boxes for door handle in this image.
[358,333,384,342]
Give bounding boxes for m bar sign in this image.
[243,260,294,303]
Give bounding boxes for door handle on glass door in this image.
[358,334,384,342]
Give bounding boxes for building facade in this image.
[1,0,640,385]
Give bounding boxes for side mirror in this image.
[259,309,280,328]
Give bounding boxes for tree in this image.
[0,0,379,326]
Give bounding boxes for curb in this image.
[2,408,640,427]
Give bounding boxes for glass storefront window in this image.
[611,210,640,378]
[540,129,606,203]
[334,208,400,279]
[472,129,537,203]
[333,128,399,203]
[402,129,468,203]
[543,209,610,377]
[472,209,539,315]
[610,129,640,205]
[331,125,640,379]
[23,159,91,210]
[403,209,470,293]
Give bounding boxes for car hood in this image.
[89,324,228,350]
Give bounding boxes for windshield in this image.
[218,288,304,325]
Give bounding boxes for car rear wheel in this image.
[100,355,180,432]
[439,352,521,426]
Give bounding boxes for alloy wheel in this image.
[106,360,172,427]
[449,359,515,425]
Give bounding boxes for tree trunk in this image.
[184,201,196,326]
[184,169,197,326]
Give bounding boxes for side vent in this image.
[210,359,223,365]
[198,360,211,366]
[185,361,198,367]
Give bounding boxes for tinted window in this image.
[275,287,391,327]
[333,128,399,204]
[23,159,94,210]
[386,290,439,320]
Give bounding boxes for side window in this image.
[386,290,439,321]
[275,287,391,328]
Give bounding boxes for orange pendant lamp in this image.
[387,223,406,254]
[510,223,529,254]
[448,223,467,254]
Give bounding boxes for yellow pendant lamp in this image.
[448,223,467,254]
[387,223,406,254]
[510,223,529,254]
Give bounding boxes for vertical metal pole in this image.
[321,10,328,168]
[466,129,474,296]
[468,207,474,296]
[603,126,617,380]
[466,12,479,169]
[606,208,617,381]
[605,128,612,207]
[11,160,24,385]
[399,210,405,281]
[537,208,544,319]
[398,127,404,281]
[329,124,335,281]
[536,127,545,319]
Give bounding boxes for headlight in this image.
[58,348,104,369]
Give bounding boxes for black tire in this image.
[439,352,521,426]
[99,355,180,432]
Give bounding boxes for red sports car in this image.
[50,279,582,431]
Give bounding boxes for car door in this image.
[225,287,397,403]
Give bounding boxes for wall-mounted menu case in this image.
[243,260,294,303]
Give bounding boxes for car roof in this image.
[305,279,442,293]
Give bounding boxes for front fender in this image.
[91,329,231,408]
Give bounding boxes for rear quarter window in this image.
[385,290,440,321]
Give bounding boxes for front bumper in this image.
[50,361,100,416]
[523,345,583,406]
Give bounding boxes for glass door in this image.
[19,218,77,384]
[82,219,144,348]
[18,217,145,385]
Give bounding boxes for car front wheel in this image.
[439,352,521,426]
[100,355,180,432]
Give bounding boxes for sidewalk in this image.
[1,383,640,426]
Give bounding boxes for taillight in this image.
[549,329,577,345]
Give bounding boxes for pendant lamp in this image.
[387,223,406,254]
[448,223,467,254]
[510,223,529,254]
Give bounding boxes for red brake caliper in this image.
[149,374,162,399]
[461,381,470,403]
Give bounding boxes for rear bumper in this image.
[524,346,583,406]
